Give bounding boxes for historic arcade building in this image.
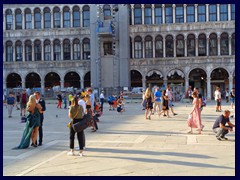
[3,4,235,99]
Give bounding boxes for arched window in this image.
[54,39,61,60]
[63,39,70,60]
[231,33,235,55]
[145,36,153,58]
[220,4,228,21]
[198,4,206,22]
[145,4,152,24]
[209,33,218,56]
[187,34,195,56]
[83,5,90,27]
[134,4,142,24]
[63,6,70,28]
[165,5,173,23]
[155,35,163,58]
[134,36,142,58]
[44,7,51,28]
[15,9,22,30]
[34,8,41,29]
[176,34,184,57]
[198,34,206,56]
[53,7,61,28]
[25,40,32,61]
[6,9,13,30]
[103,5,111,20]
[44,39,51,61]
[83,38,90,59]
[209,4,217,21]
[34,40,41,61]
[187,4,195,22]
[6,41,13,62]
[220,33,229,55]
[25,8,32,29]
[176,4,184,23]
[155,4,162,24]
[166,35,173,57]
[73,38,80,60]
[15,40,23,61]
[73,6,80,27]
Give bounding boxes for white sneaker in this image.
[67,151,75,156]
[78,153,83,157]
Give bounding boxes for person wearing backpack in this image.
[20,89,28,117]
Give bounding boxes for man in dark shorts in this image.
[212,110,235,140]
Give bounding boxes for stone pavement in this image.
[3,100,235,176]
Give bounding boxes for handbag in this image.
[72,118,88,133]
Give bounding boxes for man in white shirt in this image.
[214,87,222,112]
[99,91,105,112]
[78,95,86,115]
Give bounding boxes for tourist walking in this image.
[187,92,202,134]
[225,88,229,103]
[159,90,170,118]
[34,91,46,146]
[57,93,62,109]
[68,96,85,156]
[144,88,153,120]
[230,88,235,110]
[16,92,21,110]
[99,91,105,111]
[20,89,28,117]
[85,94,98,132]
[166,86,177,116]
[153,87,162,115]
[6,92,15,118]
[214,87,222,112]
[212,110,235,140]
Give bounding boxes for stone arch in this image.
[130,70,143,87]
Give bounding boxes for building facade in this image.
[3,4,235,99]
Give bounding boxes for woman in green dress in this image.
[13,95,42,149]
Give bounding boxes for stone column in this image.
[22,12,25,29]
[70,10,73,27]
[41,41,44,61]
[194,4,198,22]
[173,38,176,57]
[217,36,220,56]
[80,79,84,89]
[185,77,189,96]
[163,37,166,58]
[229,75,233,92]
[207,77,211,100]
[12,13,15,30]
[3,44,6,62]
[184,38,187,57]
[172,4,176,23]
[3,13,6,30]
[163,77,168,87]
[132,39,135,59]
[22,44,25,62]
[80,9,83,27]
[141,4,144,24]
[206,4,209,22]
[41,12,44,29]
[228,4,231,21]
[142,40,145,58]
[22,79,26,89]
[142,76,146,90]
[229,34,232,55]
[61,41,63,60]
[51,42,54,61]
[161,4,165,24]
[70,40,73,60]
[195,37,198,56]
[41,80,45,96]
[80,41,83,60]
[51,11,53,28]
[184,4,187,23]
[206,37,209,56]
[60,11,63,28]
[60,80,64,88]
[32,43,35,61]
[131,5,134,25]
[152,4,155,24]
[152,39,155,58]
[217,4,220,21]
[13,44,16,62]
[32,13,34,29]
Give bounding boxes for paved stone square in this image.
[3,100,235,176]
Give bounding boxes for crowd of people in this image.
[5,85,235,155]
